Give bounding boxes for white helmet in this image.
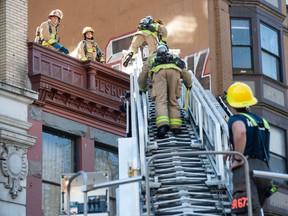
[48,9,63,20]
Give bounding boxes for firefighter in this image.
[123,16,168,67]
[138,44,192,138]
[226,82,272,215]
[38,9,69,54]
[72,27,105,63]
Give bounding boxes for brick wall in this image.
[219,1,233,93]
[209,0,233,96]
[0,0,29,88]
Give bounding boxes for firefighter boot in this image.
[123,52,133,67]
[157,125,170,138]
[171,128,182,135]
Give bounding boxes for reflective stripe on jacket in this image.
[149,56,183,75]
[137,23,159,39]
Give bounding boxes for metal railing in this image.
[145,151,252,216]
[66,170,143,216]
[129,51,149,176]
[180,72,230,183]
[83,176,143,192]
[252,170,288,181]
[66,171,88,216]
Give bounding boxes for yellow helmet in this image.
[226,82,258,108]
[82,27,94,35]
[154,19,163,25]
[48,9,63,20]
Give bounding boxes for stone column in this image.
[86,65,97,92]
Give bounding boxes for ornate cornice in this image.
[28,43,130,135]
[30,74,127,134]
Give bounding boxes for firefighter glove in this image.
[139,89,147,95]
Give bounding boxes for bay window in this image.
[260,23,280,81]
[231,19,253,72]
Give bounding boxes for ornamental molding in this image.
[0,142,28,199]
[30,75,127,129]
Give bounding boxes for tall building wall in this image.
[209,0,234,96]
[0,0,38,215]
[0,0,29,88]
[0,0,7,81]
[28,0,210,59]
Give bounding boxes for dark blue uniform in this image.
[228,112,271,215]
[228,112,270,163]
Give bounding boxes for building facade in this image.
[0,0,287,215]
[0,0,38,215]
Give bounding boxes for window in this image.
[106,33,134,64]
[269,125,287,183]
[231,19,253,71]
[263,0,280,8]
[270,154,287,184]
[94,145,118,182]
[42,130,76,216]
[260,23,280,81]
[94,144,118,215]
[112,35,133,54]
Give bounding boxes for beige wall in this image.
[28,0,209,59]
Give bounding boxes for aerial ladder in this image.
[61,49,288,216]
[117,50,234,216]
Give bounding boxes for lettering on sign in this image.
[95,79,125,98]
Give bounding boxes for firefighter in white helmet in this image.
[123,16,168,67]
[36,9,69,54]
[72,27,105,63]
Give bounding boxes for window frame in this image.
[94,143,119,215]
[261,0,281,10]
[260,22,281,81]
[229,6,286,84]
[42,127,78,215]
[269,153,287,184]
[94,142,118,180]
[230,18,254,73]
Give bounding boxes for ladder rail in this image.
[127,49,148,176]
[145,151,252,216]
[180,73,230,183]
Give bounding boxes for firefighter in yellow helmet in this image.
[72,27,105,63]
[225,82,272,215]
[138,44,192,138]
[37,9,69,54]
[123,16,168,67]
